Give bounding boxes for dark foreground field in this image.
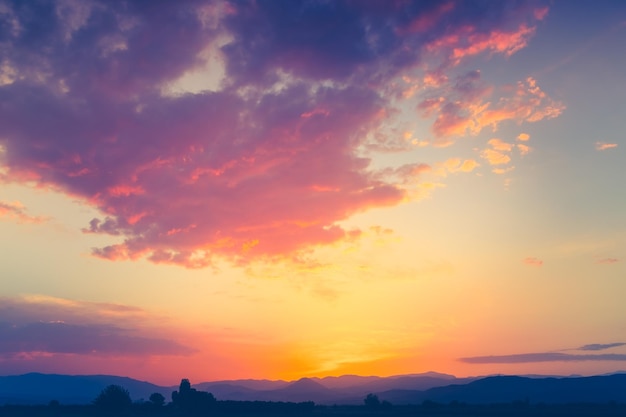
[2,402,626,417]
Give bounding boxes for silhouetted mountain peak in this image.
[283,378,331,393]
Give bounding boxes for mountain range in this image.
[1,371,626,406]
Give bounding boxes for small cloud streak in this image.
[578,343,626,351]
[441,158,480,174]
[595,142,618,151]
[522,257,543,267]
[517,143,532,156]
[460,352,626,364]
[487,138,514,152]
[517,133,530,141]
[596,258,619,264]
[493,166,515,175]
[0,201,48,224]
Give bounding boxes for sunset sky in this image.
[1,0,625,386]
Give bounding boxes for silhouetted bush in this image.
[364,393,380,408]
[149,392,165,407]
[93,384,132,411]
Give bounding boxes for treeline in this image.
[2,379,626,417]
[0,379,317,416]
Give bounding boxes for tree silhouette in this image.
[149,392,165,406]
[364,393,381,408]
[93,384,132,411]
[172,378,216,413]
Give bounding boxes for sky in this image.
[0,0,625,386]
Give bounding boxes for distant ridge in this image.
[378,374,626,404]
[2,372,626,405]
[0,373,170,405]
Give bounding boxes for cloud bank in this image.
[0,296,194,358]
[0,0,558,267]
[460,352,626,364]
[0,200,47,223]
[460,343,626,364]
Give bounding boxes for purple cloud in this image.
[0,321,194,356]
[460,352,626,364]
[578,343,626,351]
[0,0,554,267]
[460,349,626,364]
[0,296,194,357]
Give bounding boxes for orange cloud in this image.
[488,138,513,152]
[595,142,618,151]
[517,133,530,141]
[517,143,531,156]
[458,159,480,173]
[442,158,480,174]
[523,257,543,267]
[420,75,564,142]
[481,149,511,166]
[451,24,536,61]
[492,166,515,175]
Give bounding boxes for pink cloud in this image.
[450,24,536,61]
[0,1,553,267]
[595,142,618,151]
[0,200,48,224]
[597,258,619,264]
[523,257,543,267]
[419,75,564,142]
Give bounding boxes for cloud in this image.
[0,296,194,357]
[596,258,619,264]
[0,0,554,267]
[481,149,511,166]
[439,158,480,175]
[517,133,530,141]
[595,142,618,151]
[0,321,193,356]
[419,75,563,143]
[459,352,626,364]
[522,257,543,266]
[0,200,48,223]
[487,138,514,152]
[578,343,626,351]
[492,166,515,175]
[517,143,532,156]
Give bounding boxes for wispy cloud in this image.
[577,343,626,351]
[596,258,620,264]
[419,75,563,143]
[460,342,626,364]
[0,296,194,357]
[595,142,618,151]
[522,257,543,267]
[517,143,532,156]
[460,352,626,364]
[0,201,48,224]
